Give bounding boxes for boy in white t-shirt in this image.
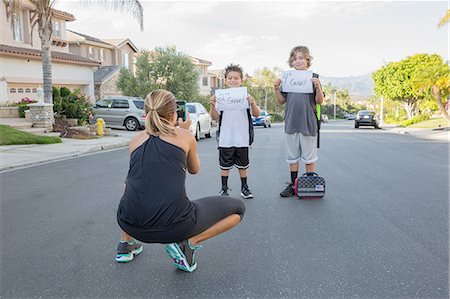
[210,64,260,199]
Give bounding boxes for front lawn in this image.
[0,125,62,145]
[408,117,449,129]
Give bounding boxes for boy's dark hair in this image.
[224,64,244,79]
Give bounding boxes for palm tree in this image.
[438,9,450,28]
[4,0,144,104]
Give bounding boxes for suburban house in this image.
[208,69,225,91]
[67,31,138,101]
[187,56,213,96]
[0,1,100,103]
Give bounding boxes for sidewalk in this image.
[380,124,450,142]
[0,128,135,172]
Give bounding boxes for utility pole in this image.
[333,91,336,120]
[380,96,384,126]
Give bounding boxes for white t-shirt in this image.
[216,108,250,148]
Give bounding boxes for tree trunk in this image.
[37,9,53,104]
[264,90,268,111]
[403,100,415,120]
[433,91,450,121]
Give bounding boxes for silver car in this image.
[187,102,213,140]
[93,96,145,131]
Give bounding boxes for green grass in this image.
[407,117,449,129]
[0,125,62,145]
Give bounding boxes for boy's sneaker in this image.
[116,240,143,263]
[280,183,295,197]
[240,186,254,199]
[165,240,202,273]
[219,186,230,196]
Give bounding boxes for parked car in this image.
[186,102,213,140]
[344,112,356,120]
[252,110,271,128]
[355,110,379,129]
[93,96,145,131]
[321,114,329,123]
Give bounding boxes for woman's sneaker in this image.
[165,240,202,273]
[116,240,143,263]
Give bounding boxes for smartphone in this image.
[176,100,187,121]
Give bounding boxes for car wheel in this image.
[355,122,359,128]
[195,124,200,141]
[205,123,212,138]
[125,117,139,131]
[268,124,271,128]
[263,123,267,128]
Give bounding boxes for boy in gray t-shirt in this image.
[274,46,324,197]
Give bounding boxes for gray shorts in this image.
[285,133,318,164]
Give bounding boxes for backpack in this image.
[216,109,254,146]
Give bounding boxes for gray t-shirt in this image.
[283,89,317,136]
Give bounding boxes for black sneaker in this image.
[219,186,230,196]
[280,183,295,197]
[116,240,143,263]
[240,186,254,199]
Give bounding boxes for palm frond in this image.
[438,9,450,28]
[83,0,144,31]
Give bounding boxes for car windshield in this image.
[133,100,144,110]
[187,105,196,113]
[358,111,374,115]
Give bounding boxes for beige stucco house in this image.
[67,31,138,101]
[0,1,100,103]
[188,56,213,96]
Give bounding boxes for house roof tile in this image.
[0,44,101,66]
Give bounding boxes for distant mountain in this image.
[320,73,374,101]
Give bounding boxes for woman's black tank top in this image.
[117,135,194,231]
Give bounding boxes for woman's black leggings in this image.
[118,196,245,244]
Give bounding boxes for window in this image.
[25,88,31,93]
[95,100,112,108]
[187,105,196,114]
[10,88,17,93]
[133,100,144,110]
[121,51,129,69]
[11,12,23,42]
[99,49,104,62]
[88,47,94,59]
[32,88,37,93]
[112,99,129,108]
[202,77,208,86]
[18,88,24,93]
[53,21,61,38]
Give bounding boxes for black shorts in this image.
[219,147,249,169]
[118,196,245,244]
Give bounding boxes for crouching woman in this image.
[115,89,245,272]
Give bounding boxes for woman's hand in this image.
[178,110,191,130]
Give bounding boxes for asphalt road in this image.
[1,121,448,298]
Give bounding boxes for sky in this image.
[54,0,448,78]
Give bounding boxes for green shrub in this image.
[271,113,284,122]
[195,95,211,111]
[401,114,430,127]
[52,87,93,125]
[18,97,37,117]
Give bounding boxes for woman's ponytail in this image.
[144,89,177,136]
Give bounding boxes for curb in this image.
[0,141,130,173]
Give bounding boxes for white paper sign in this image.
[281,70,313,93]
[215,87,249,111]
